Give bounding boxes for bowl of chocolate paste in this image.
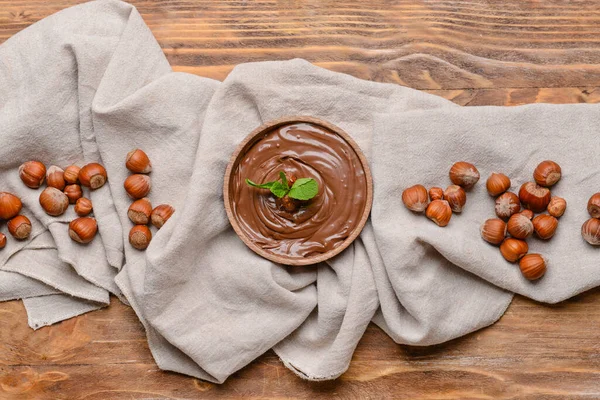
[224,117,373,266]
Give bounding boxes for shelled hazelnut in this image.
[547,196,566,218]
[19,161,46,189]
[486,173,511,196]
[481,218,507,245]
[64,184,83,204]
[0,233,5,249]
[402,185,429,213]
[46,166,66,191]
[75,198,93,217]
[500,238,528,263]
[126,149,152,174]
[519,254,546,280]
[7,215,31,240]
[532,214,558,240]
[129,225,152,250]
[425,200,452,227]
[63,165,81,184]
[151,204,175,229]
[533,160,561,187]
[449,161,480,189]
[79,163,107,190]
[507,213,533,239]
[128,198,152,225]
[443,185,466,213]
[582,218,600,246]
[0,192,22,220]
[519,182,551,213]
[69,217,97,244]
[124,174,151,199]
[39,187,69,217]
[495,192,520,220]
[429,187,444,201]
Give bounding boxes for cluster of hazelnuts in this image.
[17,161,106,245]
[124,149,174,251]
[481,160,566,281]
[401,161,480,227]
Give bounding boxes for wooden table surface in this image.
[2,0,600,398]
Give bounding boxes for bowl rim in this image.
[223,116,373,266]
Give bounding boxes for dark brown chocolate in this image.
[230,122,368,259]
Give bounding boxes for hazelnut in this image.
[449,161,480,189]
[128,198,152,225]
[486,173,511,196]
[75,197,93,217]
[19,161,46,189]
[519,254,546,281]
[124,174,151,199]
[129,225,152,250]
[520,209,534,220]
[519,182,551,213]
[79,163,107,190]
[547,196,566,218]
[495,192,520,220]
[46,166,66,191]
[39,187,69,217]
[533,160,561,187]
[425,200,452,227]
[581,218,600,246]
[278,195,298,213]
[443,185,467,213]
[7,215,31,240]
[64,184,83,204]
[532,214,558,240]
[507,213,533,239]
[0,233,5,249]
[480,218,506,245]
[429,187,444,201]
[402,185,429,213]
[151,204,175,229]
[68,217,97,244]
[500,238,528,263]
[0,192,23,220]
[126,149,152,174]
[587,193,600,218]
[63,165,81,184]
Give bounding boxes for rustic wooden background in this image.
[2,0,600,398]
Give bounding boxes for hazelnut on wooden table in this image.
[449,161,480,189]
[19,161,46,189]
[7,215,31,240]
[402,184,429,212]
[0,192,22,220]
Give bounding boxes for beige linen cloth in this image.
[1,0,597,383]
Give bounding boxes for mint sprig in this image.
[245,172,319,200]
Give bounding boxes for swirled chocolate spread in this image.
[230,122,368,259]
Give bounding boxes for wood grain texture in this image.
[2,0,600,398]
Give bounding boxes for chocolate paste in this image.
[230,122,368,259]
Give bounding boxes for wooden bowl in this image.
[223,116,373,266]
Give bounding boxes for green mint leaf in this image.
[279,171,288,188]
[245,178,276,189]
[288,178,319,200]
[270,181,290,198]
